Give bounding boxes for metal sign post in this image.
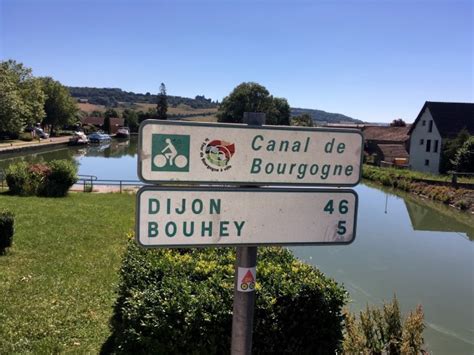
[232,113,263,355]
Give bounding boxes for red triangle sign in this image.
[242,270,254,284]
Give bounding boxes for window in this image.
[425,159,429,166]
[426,139,431,152]
[422,120,426,126]
[434,140,439,153]
[420,139,424,145]
[428,121,433,132]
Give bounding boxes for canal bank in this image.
[363,165,474,212]
[0,136,71,155]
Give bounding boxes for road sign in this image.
[136,186,358,247]
[138,120,363,186]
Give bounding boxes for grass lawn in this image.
[0,192,135,353]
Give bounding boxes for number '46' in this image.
[323,200,349,214]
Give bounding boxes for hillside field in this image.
[77,102,218,120]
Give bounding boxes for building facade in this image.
[409,108,442,173]
[408,102,474,174]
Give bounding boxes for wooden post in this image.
[231,112,265,355]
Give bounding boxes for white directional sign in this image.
[136,186,358,247]
[138,120,363,186]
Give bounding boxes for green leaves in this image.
[109,243,347,353]
[217,82,290,125]
[40,77,78,135]
[0,60,46,133]
[343,296,426,354]
[5,159,77,197]
[0,210,14,255]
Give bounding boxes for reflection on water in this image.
[405,197,473,241]
[0,137,138,180]
[292,184,474,354]
[0,138,473,353]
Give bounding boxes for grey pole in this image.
[231,112,265,355]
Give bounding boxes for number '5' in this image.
[337,221,347,235]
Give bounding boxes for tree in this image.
[0,60,45,135]
[390,118,406,127]
[452,136,474,173]
[267,97,291,126]
[156,83,168,120]
[122,109,139,132]
[291,113,314,127]
[102,108,120,134]
[104,108,119,119]
[440,128,470,172]
[40,77,77,136]
[217,82,290,125]
[90,110,103,117]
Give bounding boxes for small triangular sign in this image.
[242,270,254,284]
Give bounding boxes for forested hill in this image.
[68,86,362,123]
[68,87,218,109]
[291,108,363,124]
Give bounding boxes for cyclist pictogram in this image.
[238,269,256,292]
[151,134,190,172]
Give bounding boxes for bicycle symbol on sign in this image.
[153,138,188,168]
[151,134,190,172]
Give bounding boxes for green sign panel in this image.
[151,134,190,172]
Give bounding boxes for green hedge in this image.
[363,165,473,210]
[0,210,14,254]
[106,241,347,354]
[42,160,78,197]
[5,160,77,197]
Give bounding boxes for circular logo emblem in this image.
[200,139,235,172]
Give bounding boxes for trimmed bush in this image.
[0,210,14,255]
[106,241,347,354]
[5,159,77,197]
[5,161,30,195]
[41,160,78,197]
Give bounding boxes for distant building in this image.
[80,116,125,134]
[324,123,367,129]
[362,125,411,166]
[408,102,474,173]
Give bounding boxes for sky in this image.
[1,0,472,122]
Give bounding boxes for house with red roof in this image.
[363,125,411,166]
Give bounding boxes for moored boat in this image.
[116,126,130,139]
[88,131,112,144]
[69,131,89,145]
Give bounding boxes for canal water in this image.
[0,137,473,354]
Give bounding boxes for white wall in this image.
[409,108,442,173]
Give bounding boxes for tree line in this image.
[0,60,78,138]
[68,86,217,109]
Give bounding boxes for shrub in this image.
[41,160,78,197]
[343,296,425,354]
[5,159,77,197]
[455,199,469,210]
[6,161,49,196]
[19,132,33,141]
[107,241,347,353]
[5,161,29,195]
[0,210,14,255]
